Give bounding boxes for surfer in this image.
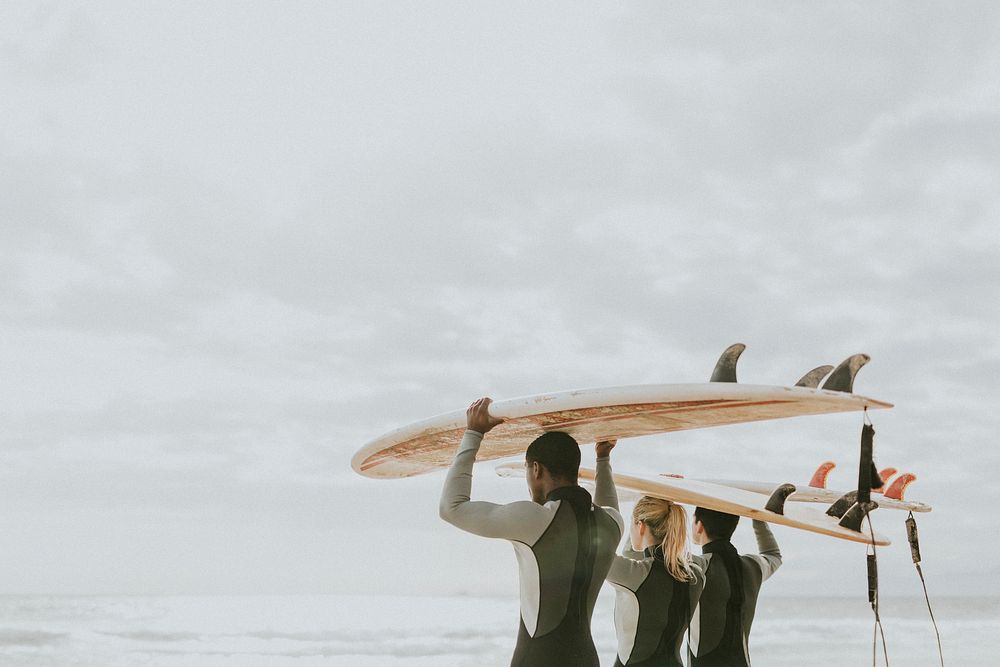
[596,442,706,667]
[439,397,624,667]
[687,509,781,667]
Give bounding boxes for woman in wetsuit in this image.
[605,496,706,667]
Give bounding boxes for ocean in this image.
[0,593,993,666]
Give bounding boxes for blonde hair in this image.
[633,496,694,582]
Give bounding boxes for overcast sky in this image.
[1,1,998,599]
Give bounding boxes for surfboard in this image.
[353,383,892,479]
[693,476,931,513]
[496,461,930,514]
[658,461,931,512]
[573,466,889,545]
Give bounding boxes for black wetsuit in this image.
[440,431,624,667]
[607,546,705,667]
[688,523,781,667]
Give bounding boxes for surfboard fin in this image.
[795,365,834,388]
[710,343,746,383]
[808,461,836,489]
[820,354,870,393]
[838,500,879,532]
[826,490,857,518]
[765,483,797,515]
[873,468,897,494]
[884,473,917,500]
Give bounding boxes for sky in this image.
[1,1,998,599]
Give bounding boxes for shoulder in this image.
[741,552,780,580]
[595,505,625,535]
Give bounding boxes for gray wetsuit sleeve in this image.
[747,519,782,581]
[594,455,625,536]
[606,553,654,590]
[438,430,551,544]
[621,539,645,561]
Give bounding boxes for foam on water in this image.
[0,593,995,666]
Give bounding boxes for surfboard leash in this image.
[906,511,945,666]
[857,410,890,667]
[866,515,890,667]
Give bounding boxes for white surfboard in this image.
[352,383,892,479]
[661,462,931,512]
[694,476,931,513]
[497,461,929,515]
[568,466,889,545]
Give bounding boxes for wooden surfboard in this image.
[571,466,889,545]
[352,383,892,479]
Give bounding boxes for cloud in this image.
[0,1,997,595]
[0,630,66,647]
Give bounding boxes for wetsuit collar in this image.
[701,538,736,552]
[545,484,592,506]
[643,545,666,561]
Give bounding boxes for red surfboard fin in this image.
[809,461,836,488]
[873,468,897,494]
[884,473,917,500]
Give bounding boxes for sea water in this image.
[0,593,994,666]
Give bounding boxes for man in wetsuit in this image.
[688,508,782,667]
[439,397,624,667]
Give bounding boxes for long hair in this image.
[633,496,694,582]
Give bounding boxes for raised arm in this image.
[748,519,782,581]
[593,440,619,512]
[438,399,550,543]
[593,440,625,536]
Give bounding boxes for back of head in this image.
[525,431,580,481]
[694,507,740,542]
[634,496,693,582]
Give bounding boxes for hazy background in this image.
[1,0,997,605]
